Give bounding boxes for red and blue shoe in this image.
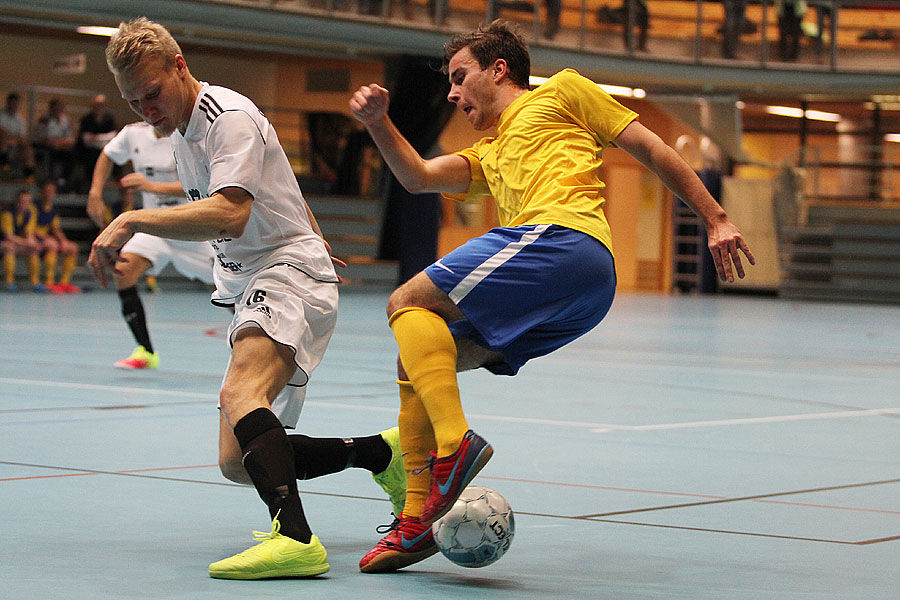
[419,429,493,525]
[359,514,438,573]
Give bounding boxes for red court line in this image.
[0,464,217,482]
[6,464,898,519]
[485,474,900,516]
[4,462,897,545]
[855,535,900,545]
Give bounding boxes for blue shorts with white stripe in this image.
[424,224,616,375]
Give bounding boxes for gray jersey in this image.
[170,83,337,301]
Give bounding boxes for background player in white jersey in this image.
[89,17,405,580]
[87,121,216,369]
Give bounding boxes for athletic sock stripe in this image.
[448,224,551,304]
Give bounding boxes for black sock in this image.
[118,286,153,353]
[234,408,312,543]
[289,433,391,480]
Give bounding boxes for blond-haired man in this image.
[90,17,405,580]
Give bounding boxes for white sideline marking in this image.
[590,408,900,432]
[3,377,898,432]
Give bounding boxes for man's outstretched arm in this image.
[350,84,470,195]
[614,120,755,283]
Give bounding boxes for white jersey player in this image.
[90,18,405,581]
[171,82,339,420]
[87,121,215,369]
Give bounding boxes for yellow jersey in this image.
[448,69,637,254]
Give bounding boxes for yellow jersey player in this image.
[1,188,41,292]
[350,20,755,573]
[34,181,80,294]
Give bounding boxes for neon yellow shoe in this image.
[372,426,406,516]
[209,518,329,580]
[114,346,159,370]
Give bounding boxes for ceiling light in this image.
[77,26,118,37]
[885,134,900,143]
[765,105,841,122]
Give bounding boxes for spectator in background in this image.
[776,0,807,61]
[721,0,748,59]
[34,181,80,294]
[488,0,562,40]
[809,1,833,55]
[1,187,43,292]
[0,93,35,180]
[597,0,650,52]
[75,94,117,193]
[33,98,76,191]
[543,0,561,39]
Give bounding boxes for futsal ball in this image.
[431,485,515,568]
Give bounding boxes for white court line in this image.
[0,377,217,399]
[590,408,900,432]
[3,377,898,432]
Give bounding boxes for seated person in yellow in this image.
[1,188,42,292]
[34,181,80,294]
[349,20,755,573]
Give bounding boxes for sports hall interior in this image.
[0,1,897,598]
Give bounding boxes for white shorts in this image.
[121,233,215,283]
[222,264,339,428]
[220,360,309,428]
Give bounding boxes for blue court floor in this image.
[1,287,898,599]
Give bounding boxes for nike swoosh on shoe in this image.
[400,529,432,550]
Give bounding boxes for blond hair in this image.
[105,17,182,74]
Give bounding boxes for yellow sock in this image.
[44,251,57,286]
[397,380,436,518]
[3,255,14,284]
[28,255,40,286]
[389,307,469,456]
[60,254,76,285]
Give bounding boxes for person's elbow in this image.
[219,203,251,239]
[402,177,428,195]
[221,210,249,238]
[215,189,253,238]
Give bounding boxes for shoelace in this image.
[411,455,435,476]
[247,511,282,546]
[375,514,400,534]
[252,522,280,543]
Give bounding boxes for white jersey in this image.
[103,122,181,210]
[0,110,25,137]
[170,83,337,301]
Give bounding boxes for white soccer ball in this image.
[431,485,515,568]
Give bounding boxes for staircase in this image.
[774,168,900,303]
[305,194,399,287]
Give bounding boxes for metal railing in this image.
[231,0,900,73]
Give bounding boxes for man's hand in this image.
[120,172,151,191]
[707,216,755,283]
[86,190,110,229]
[349,84,390,127]
[88,212,136,288]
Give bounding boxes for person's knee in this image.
[113,254,147,289]
[386,287,411,318]
[218,454,252,484]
